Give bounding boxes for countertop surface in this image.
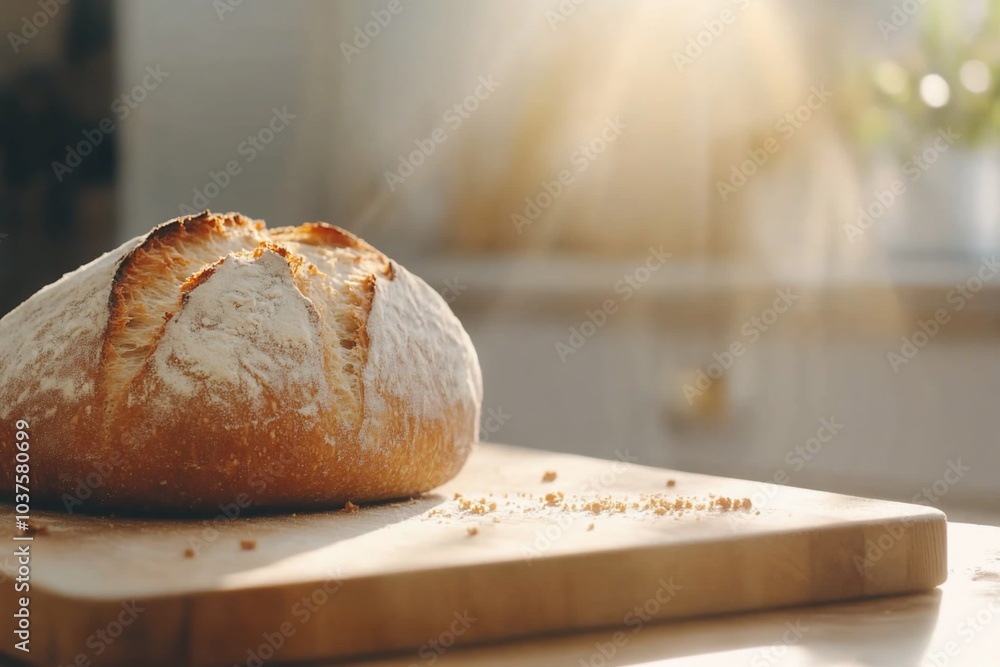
[350,521,1000,667]
[0,444,950,667]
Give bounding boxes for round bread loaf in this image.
[0,212,482,513]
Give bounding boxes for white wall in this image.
[117,0,311,240]
[464,308,1000,514]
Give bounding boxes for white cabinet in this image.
[425,258,1000,520]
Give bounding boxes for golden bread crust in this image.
[0,212,482,513]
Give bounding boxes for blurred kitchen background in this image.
[1,0,998,523]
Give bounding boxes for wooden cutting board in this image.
[0,444,946,667]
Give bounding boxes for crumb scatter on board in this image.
[425,490,755,523]
[542,471,558,482]
[343,500,360,513]
[240,539,257,551]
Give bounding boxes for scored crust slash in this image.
[0,211,483,514]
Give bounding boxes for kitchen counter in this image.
[351,522,1000,667]
[406,254,1000,314]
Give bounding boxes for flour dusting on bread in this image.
[360,264,483,451]
[140,249,329,418]
[0,237,143,420]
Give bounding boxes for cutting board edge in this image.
[0,510,948,667]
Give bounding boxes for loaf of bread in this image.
[0,212,482,513]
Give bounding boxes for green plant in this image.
[848,0,1000,150]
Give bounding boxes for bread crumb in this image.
[183,548,196,558]
[429,488,756,523]
[457,496,499,515]
[542,491,564,507]
[240,539,257,551]
[467,527,479,536]
[666,479,676,488]
[587,523,595,531]
[344,500,360,513]
[542,471,557,482]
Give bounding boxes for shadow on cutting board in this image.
[0,493,444,600]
